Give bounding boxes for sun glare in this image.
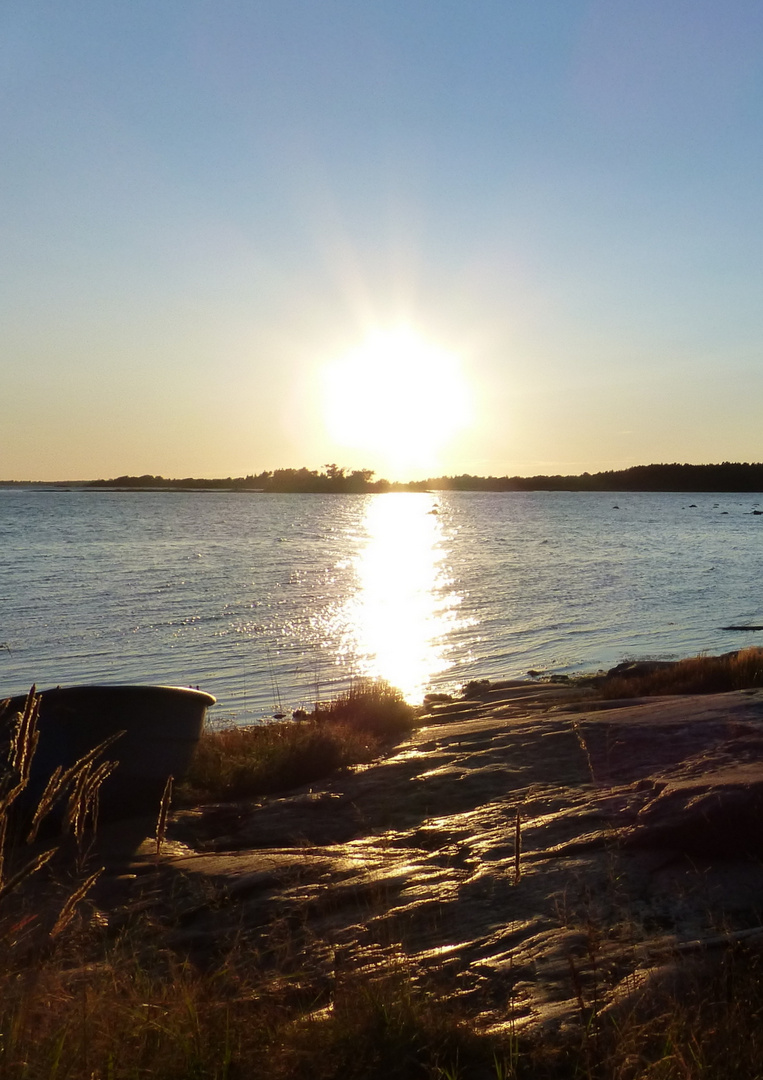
[321,327,473,477]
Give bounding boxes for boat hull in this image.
[5,684,215,821]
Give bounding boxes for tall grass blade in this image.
[50,866,103,938]
[155,775,173,858]
[0,847,56,904]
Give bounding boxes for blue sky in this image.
[3,1,763,480]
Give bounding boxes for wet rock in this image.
[605,659,675,680]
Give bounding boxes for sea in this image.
[2,487,763,725]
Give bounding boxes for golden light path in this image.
[334,493,469,703]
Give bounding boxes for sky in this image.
[3,1,763,482]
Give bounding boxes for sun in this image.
[321,327,473,477]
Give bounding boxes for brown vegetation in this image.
[178,678,417,804]
[598,647,763,699]
[3,903,763,1078]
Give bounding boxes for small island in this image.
[81,460,763,493]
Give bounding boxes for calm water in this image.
[2,488,763,723]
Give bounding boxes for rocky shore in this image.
[94,682,763,1035]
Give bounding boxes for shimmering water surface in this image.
[2,488,763,723]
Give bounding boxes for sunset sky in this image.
[3,1,763,481]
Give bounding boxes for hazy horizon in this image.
[7,459,763,489]
[4,2,763,482]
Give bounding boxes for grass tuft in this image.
[179,679,417,804]
[598,647,763,699]
[313,678,417,739]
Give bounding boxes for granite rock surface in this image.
[95,684,763,1034]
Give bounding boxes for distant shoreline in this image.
[5,461,763,493]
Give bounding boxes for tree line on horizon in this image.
[83,461,763,493]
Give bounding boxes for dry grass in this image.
[0,931,496,1080]
[4,919,763,1079]
[585,945,763,1080]
[0,689,117,941]
[179,679,416,804]
[598,647,763,699]
[313,679,417,738]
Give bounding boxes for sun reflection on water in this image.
[337,493,466,702]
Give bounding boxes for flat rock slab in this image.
[98,686,763,1034]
